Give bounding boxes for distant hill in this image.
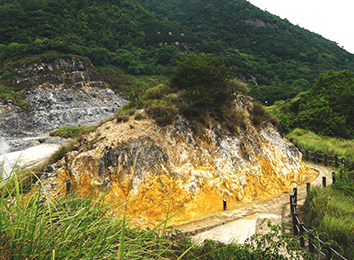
[1,0,354,104]
[0,0,186,74]
[136,0,354,103]
[269,70,354,139]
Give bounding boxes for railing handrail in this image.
[300,148,346,168]
[290,182,348,260]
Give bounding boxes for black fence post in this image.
[305,149,309,161]
[223,199,227,211]
[309,229,315,254]
[290,195,294,216]
[335,155,339,168]
[332,172,336,184]
[293,213,298,236]
[324,154,328,166]
[300,223,305,247]
[322,176,326,188]
[293,187,297,205]
[306,183,310,194]
[314,151,318,164]
[66,180,71,195]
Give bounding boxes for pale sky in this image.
[248,0,354,54]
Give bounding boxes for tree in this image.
[169,52,233,116]
[297,70,354,138]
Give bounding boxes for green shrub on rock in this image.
[169,53,234,115]
[1,70,11,80]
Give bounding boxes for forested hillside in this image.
[0,0,189,74]
[270,70,354,139]
[136,0,354,103]
[1,0,354,104]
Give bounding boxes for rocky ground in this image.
[0,58,127,180]
[0,58,127,149]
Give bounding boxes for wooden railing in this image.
[290,178,348,260]
[300,149,346,168]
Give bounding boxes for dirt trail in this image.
[174,163,334,241]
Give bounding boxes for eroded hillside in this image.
[46,94,315,226]
[0,58,127,140]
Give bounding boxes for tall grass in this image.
[49,125,98,139]
[287,128,354,167]
[304,184,354,259]
[0,165,315,259]
[0,168,196,259]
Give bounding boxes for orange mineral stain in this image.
[53,104,316,227]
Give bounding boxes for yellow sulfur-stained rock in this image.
[54,96,315,226]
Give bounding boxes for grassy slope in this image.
[284,128,354,259]
[304,183,354,259]
[286,128,354,168]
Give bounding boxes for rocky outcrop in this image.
[49,95,315,226]
[0,58,127,150]
[242,19,279,30]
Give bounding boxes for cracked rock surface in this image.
[47,95,315,226]
[0,58,127,151]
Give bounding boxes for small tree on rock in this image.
[169,53,234,117]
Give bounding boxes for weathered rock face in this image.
[52,95,315,226]
[242,19,279,30]
[0,58,127,143]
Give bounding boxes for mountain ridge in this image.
[0,0,353,106]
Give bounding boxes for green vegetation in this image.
[0,173,176,259]
[136,0,354,103]
[1,167,314,259]
[294,127,354,259]
[116,80,179,126]
[286,128,354,167]
[0,0,353,106]
[1,70,11,80]
[304,175,354,259]
[270,70,354,139]
[0,85,29,110]
[49,125,98,139]
[0,0,184,74]
[115,53,273,133]
[296,70,354,138]
[169,53,234,116]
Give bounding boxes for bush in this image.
[1,70,11,80]
[169,53,234,113]
[115,109,132,123]
[0,85,29,110]
[251,101,278,128]
[49,125,97,139]
[146,100,178,126]
[134,110,148,120]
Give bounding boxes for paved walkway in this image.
[174,162,334,244]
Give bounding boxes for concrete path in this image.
[173,162,334,245]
